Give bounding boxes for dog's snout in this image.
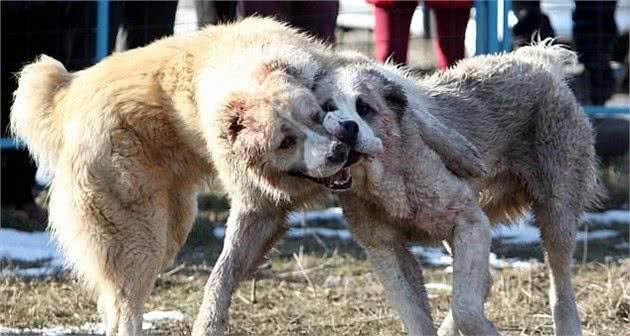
[338,120,359,145]
[326,142,348,165]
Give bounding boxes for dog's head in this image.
[320,53,408,162]
[207,55,362,202]
[324,53,488,189]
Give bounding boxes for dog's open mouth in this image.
[291,151,364,191]
[303,168,353,190]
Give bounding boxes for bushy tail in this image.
[10,55,71,175]
[514,37,578,80]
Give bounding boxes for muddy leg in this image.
[437,240,492,336]
[98,252,163,336]
[351,221,435,335]
[192,205,287,336]
[450,209,499,336]
[536,204,582,335]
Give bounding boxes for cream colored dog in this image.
[10,18,368,336]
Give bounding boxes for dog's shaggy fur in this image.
[10,18,361,336]
[326,41,600,335]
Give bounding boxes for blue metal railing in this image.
[476,0,510,55]
[95,0,110,61]
[584,106,630,116]
[475,0,628,117]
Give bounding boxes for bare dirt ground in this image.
[2,254,629,336]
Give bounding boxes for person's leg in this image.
[289,1,339,45]
[196,0,237,27]
[512,0,555,48]
[432,7,470,69]
[573,0,618,105]
[372,1,418,64]
[238,1,291,22]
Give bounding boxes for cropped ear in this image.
[382,80,408,119]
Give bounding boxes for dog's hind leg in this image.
[534,202,582,335]
[525,109,594,335]
[48,161,171,336]
[192,203,288,336]
[97,252,164,335]
[350,221,435,335]
[449,207,499,336]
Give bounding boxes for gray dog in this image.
[323,40,601,335]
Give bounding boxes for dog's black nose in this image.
[337,120,358,145]
[327,142,348,165]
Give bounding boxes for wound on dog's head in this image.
[255,60,301,83]
[222,95,249,143]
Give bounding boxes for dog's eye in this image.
[278,135,297,150]
[321,100,337,112]
[356,99,375,118]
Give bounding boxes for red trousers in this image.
[372,1,470,69]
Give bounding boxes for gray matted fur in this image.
[324,40,601,335]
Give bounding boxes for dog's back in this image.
[418,41,601,223]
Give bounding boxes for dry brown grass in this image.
[1,255,629,335]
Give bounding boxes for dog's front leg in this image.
[368,243,436,335]
[449,208,500,336]
[192,205,288,336]
[349,219,436,335]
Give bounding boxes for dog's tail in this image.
[10,55,71,175]
[514,38,578,80]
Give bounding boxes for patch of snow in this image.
[581,210,630,226]
[410,248,541,271]
[489,253,540,269]
[0,228,63,263]
[143,310,184,322]
[424,283,452,291]
[77,322,105,334]
[614,242,629,250]
[576,230,619,241]
[0,266,63,278]
[0,311,184,335]
[286,227,352,240]
[213,226,352,241]
[410,246,453,266]
[0,325,105,336]
[492,224,541,245]
[287,207,345,226]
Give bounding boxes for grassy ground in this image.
[1,186,629,335]
[2,253,629,336]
